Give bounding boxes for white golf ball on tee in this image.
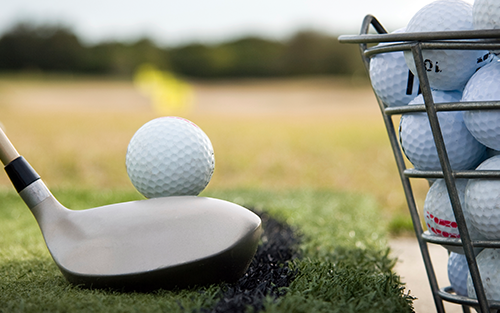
[404,0,491,91]
[126,116,215,198]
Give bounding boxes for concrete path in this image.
[389,237,467,313]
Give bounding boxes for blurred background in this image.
[0,0,465,77]
[0,0,468,231]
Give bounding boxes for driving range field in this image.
[0,75,429,212]
[0,75,428,312]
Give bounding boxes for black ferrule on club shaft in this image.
[4,156,40,193]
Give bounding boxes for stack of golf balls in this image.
[368,0,500,302]
[403,0,491,91]
[393,0,492,172]
[126,116,215,199]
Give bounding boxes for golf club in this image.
[0,127,262,290]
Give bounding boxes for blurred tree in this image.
[221,37,286,77]
[169,43,219,78]
[130,38,170,70]
[82,42,117,74]
[83,39,169,75]
[0,22,365,78]
[0,23,85,72]
[284,31,331,75]
[283,30,362,76]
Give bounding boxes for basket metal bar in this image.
[363,41,500,57]
[439,288,483,309]
[386,101,500,115]
[358,15,446,313]
[410,40,491,313]
[439,287,500,311]
[422,231,500,249]
[405,169,500,180]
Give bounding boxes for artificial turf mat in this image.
[0,188,415,312]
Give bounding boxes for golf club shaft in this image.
[0,127,42,196]
[0,127,20,165]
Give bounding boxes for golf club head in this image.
[1,130,262,290]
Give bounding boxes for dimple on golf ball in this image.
[404,0,491,91]
[126,116,215,198]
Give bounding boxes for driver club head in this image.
[0,128,262,290]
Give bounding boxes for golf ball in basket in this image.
[126,116,215,198]
[424,179,465,240]
[473,0,500,54]
[465,155,500,240]
[462,58,500,151]
[467,248,500,302]
[404,0,491,91]
[424,178,483,253]
[448,252,469,297]
[399,90,486,171]
[369,28,420,107]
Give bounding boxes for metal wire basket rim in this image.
[338,28,500,44]
[404,169,500,179]
[385,102,500,115]
[363,41,500,58]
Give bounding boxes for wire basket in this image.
[339,15,500,313]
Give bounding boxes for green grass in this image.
[388,214,415,237]
[0,187,414,312]
[265,259,412,313]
